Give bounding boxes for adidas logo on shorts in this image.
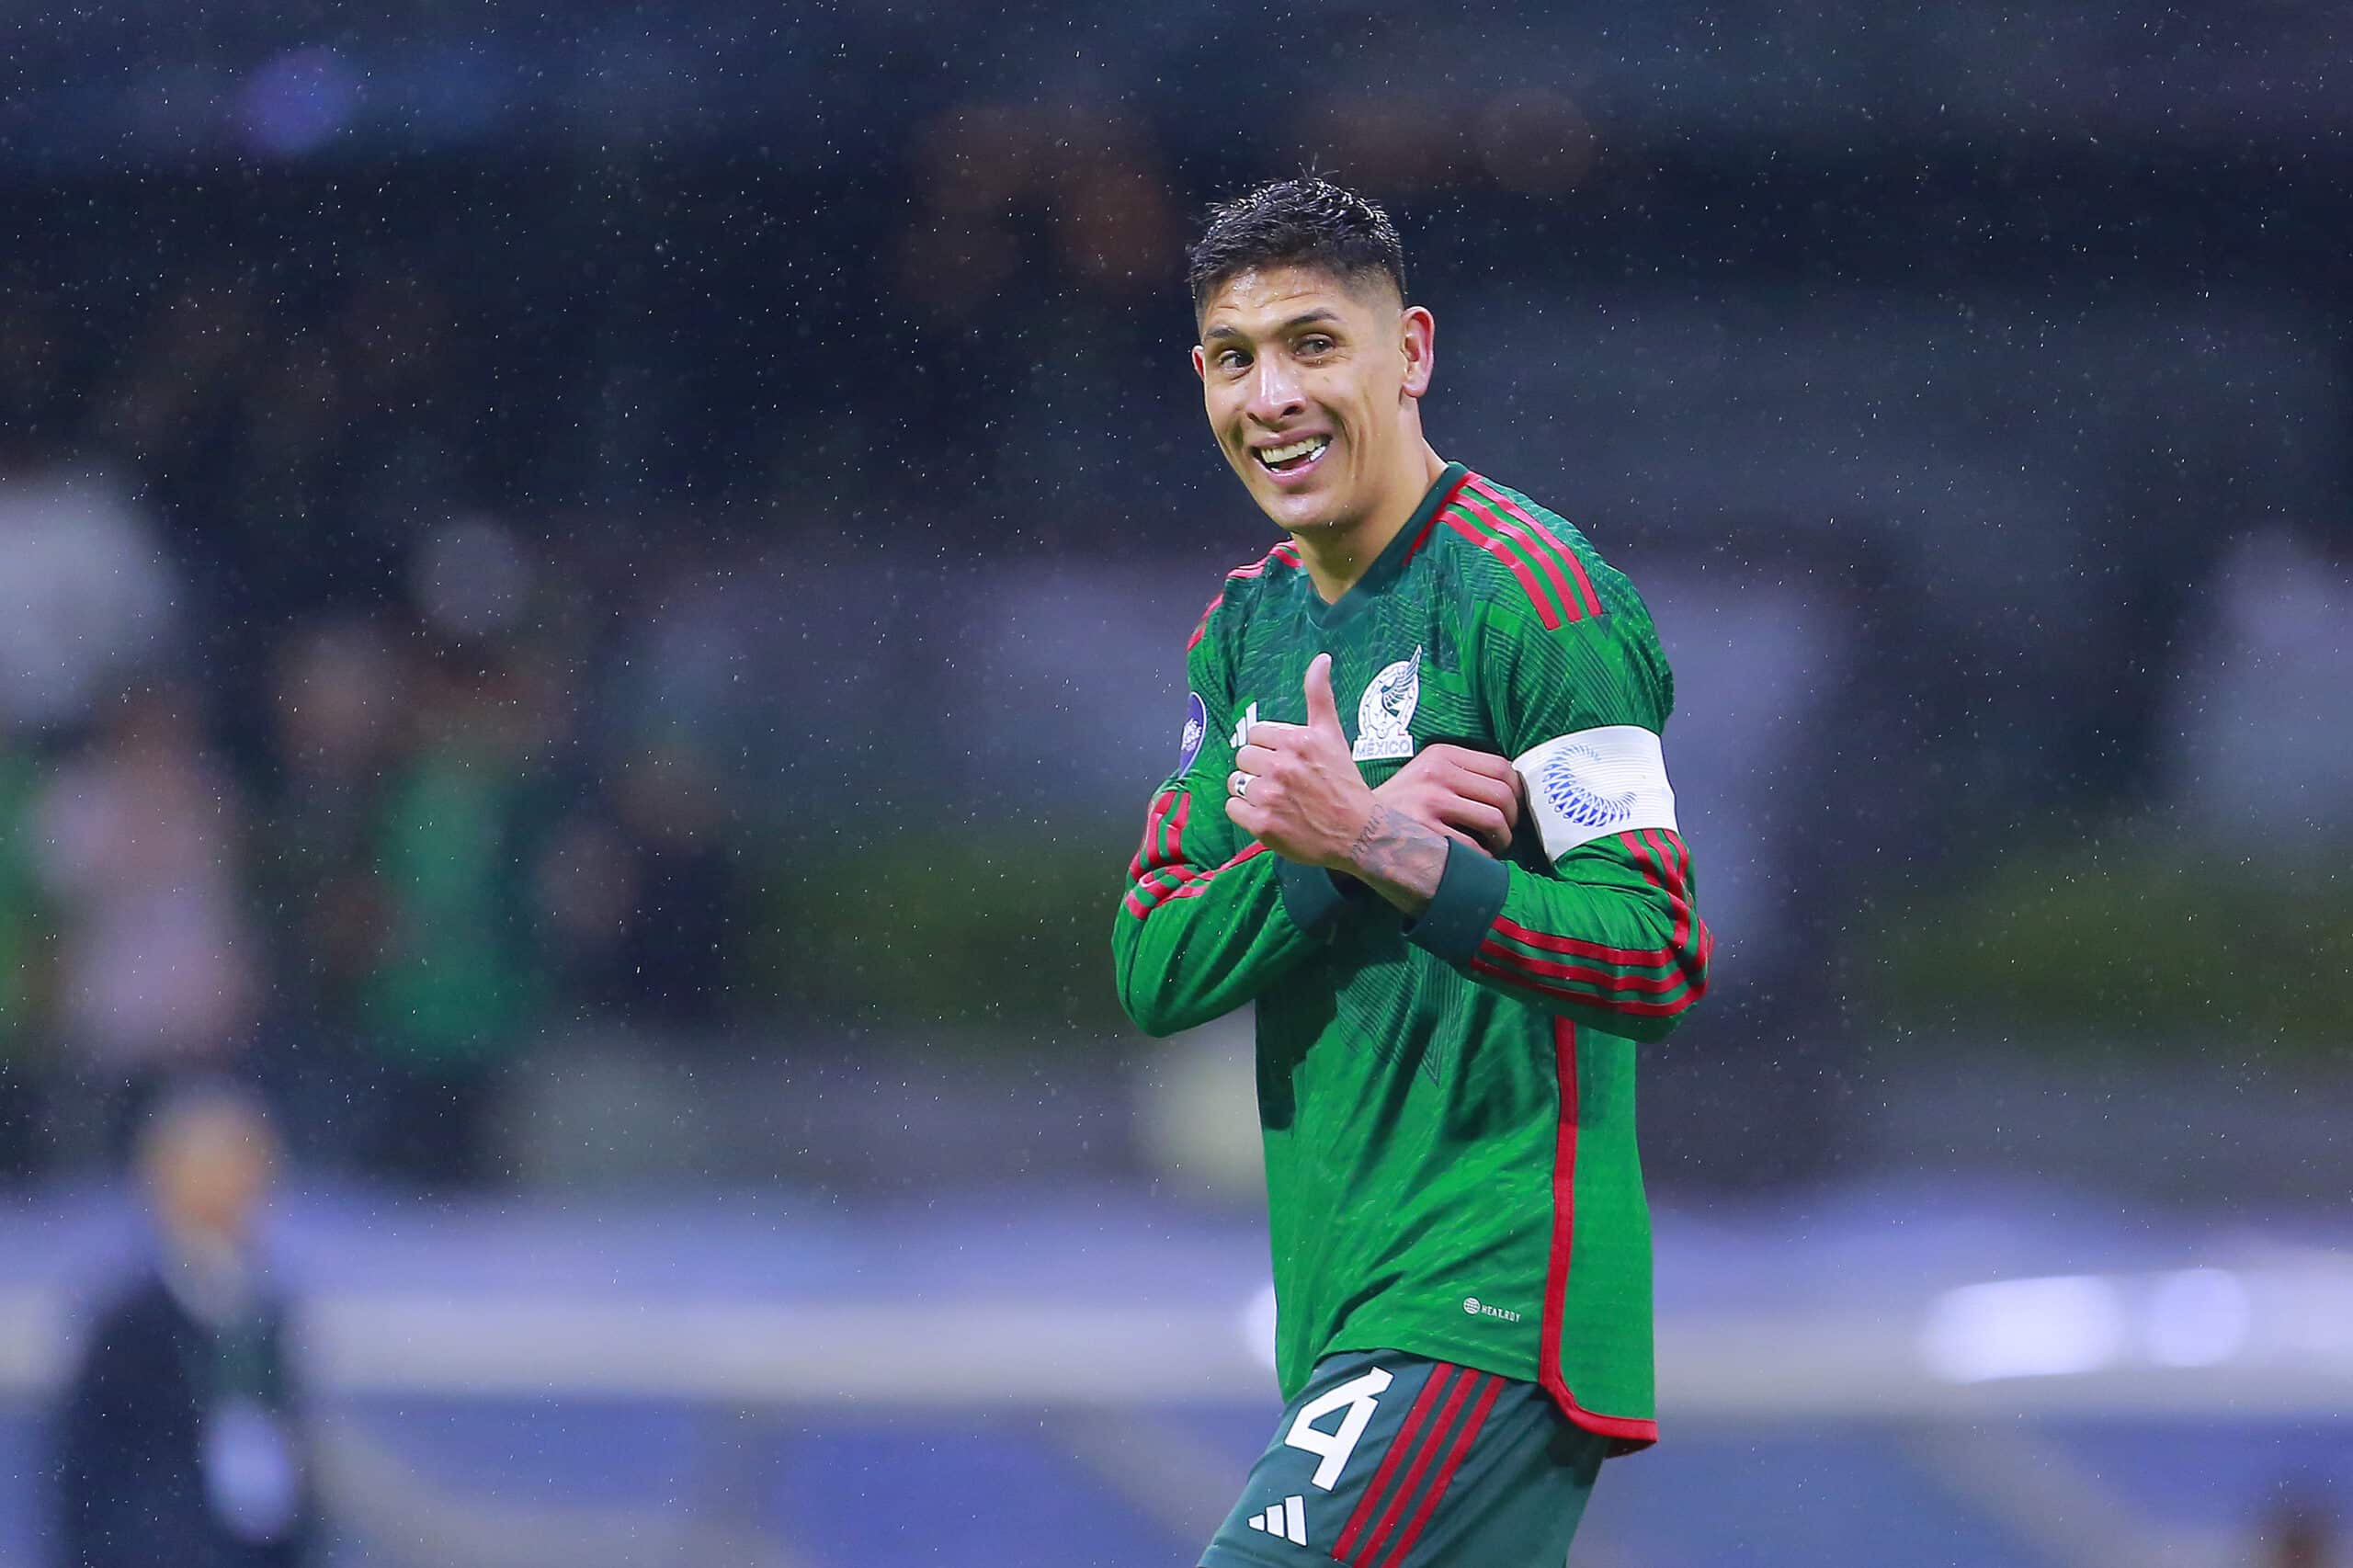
[1246,1494,1309,1546]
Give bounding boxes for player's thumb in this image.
[1303,653,1342,734]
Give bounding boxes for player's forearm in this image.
[1113,851,1327,1036]
[1393,832,1711,1040]
[1489,842,1710,1037]
[1336,804,1448,916]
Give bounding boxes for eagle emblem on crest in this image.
[1353,647,1421,762]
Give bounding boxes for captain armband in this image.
[1511,726,1679,863]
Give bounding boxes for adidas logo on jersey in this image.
[1246,1494,1309,1546]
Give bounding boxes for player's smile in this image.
[1252,432,1332,482]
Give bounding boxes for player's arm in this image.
[1342,610,1711,1043]
[1110,612,1350,1038]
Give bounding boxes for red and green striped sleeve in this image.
[1110,603,1342,1038]
[1413,827,1711,1042]
[1401,543,1711,1043]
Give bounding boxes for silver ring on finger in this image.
[1231,770,1252,801]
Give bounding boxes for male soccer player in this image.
[1112,178,1711,1567]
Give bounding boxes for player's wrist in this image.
[1401,838,1512,962]
[1336,802,1449,915]
[1324,794,1381,873]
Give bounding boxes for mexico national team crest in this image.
[1353,647,1422,762]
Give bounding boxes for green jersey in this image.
[1113,462,1711,1452]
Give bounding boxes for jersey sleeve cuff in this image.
[1276,859,1355,937]
[1403,842,1510,964]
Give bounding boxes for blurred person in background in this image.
[255,619,408,1170]
[1,288,207,1174]
[32,686,260,1167]
[351,635,554,1188]
[51,1080,316,1568]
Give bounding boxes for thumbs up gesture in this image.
[1225,653,1377,869]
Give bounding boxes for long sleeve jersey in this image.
[1112,462,1711,1449]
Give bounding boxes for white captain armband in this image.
[1512,726,1679,863]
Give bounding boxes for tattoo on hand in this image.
[1347,804,1448,916]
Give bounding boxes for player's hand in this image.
[1371,744,1521,858]
[1225,653,1375,869]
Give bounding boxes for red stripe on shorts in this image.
[1345,1367,1479,1566]
[1331,1364,1455,1561]
[1373,1372,1505,1568]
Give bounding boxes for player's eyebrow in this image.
[1202,309,1346,344]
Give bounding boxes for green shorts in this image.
[1200,1349,1608,1568]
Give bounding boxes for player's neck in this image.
[1292,442,1448,604]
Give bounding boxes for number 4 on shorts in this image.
[1283,1368,1393,1491]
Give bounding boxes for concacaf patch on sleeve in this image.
[1176,691,1208,773]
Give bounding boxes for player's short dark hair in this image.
[1186,177,1407,320]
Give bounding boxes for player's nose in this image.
[1245,358,1306,426]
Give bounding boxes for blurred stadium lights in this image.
[2143,1267,2255,1370]
[1917,1265,2330,1388]
[239,46,359,158]
[1920,1275,2131,1383]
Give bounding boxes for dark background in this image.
[0,4,2347,1562]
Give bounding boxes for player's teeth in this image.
[1261,437,1328,466]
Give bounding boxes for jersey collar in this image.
[1303,461,1470,630]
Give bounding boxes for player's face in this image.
[1193,265,1431,536]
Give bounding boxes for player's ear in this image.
[1191,345,1208,382]
[1399,305,1436,400]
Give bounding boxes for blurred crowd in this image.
[0,277,753,1189]
[4,89,2347,1199]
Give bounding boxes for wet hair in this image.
[1186,177,1407,320]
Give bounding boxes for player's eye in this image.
[1214,347,1250,371]
[1296,335,1336,357]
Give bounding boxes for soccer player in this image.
[1112,178,1711,1567]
